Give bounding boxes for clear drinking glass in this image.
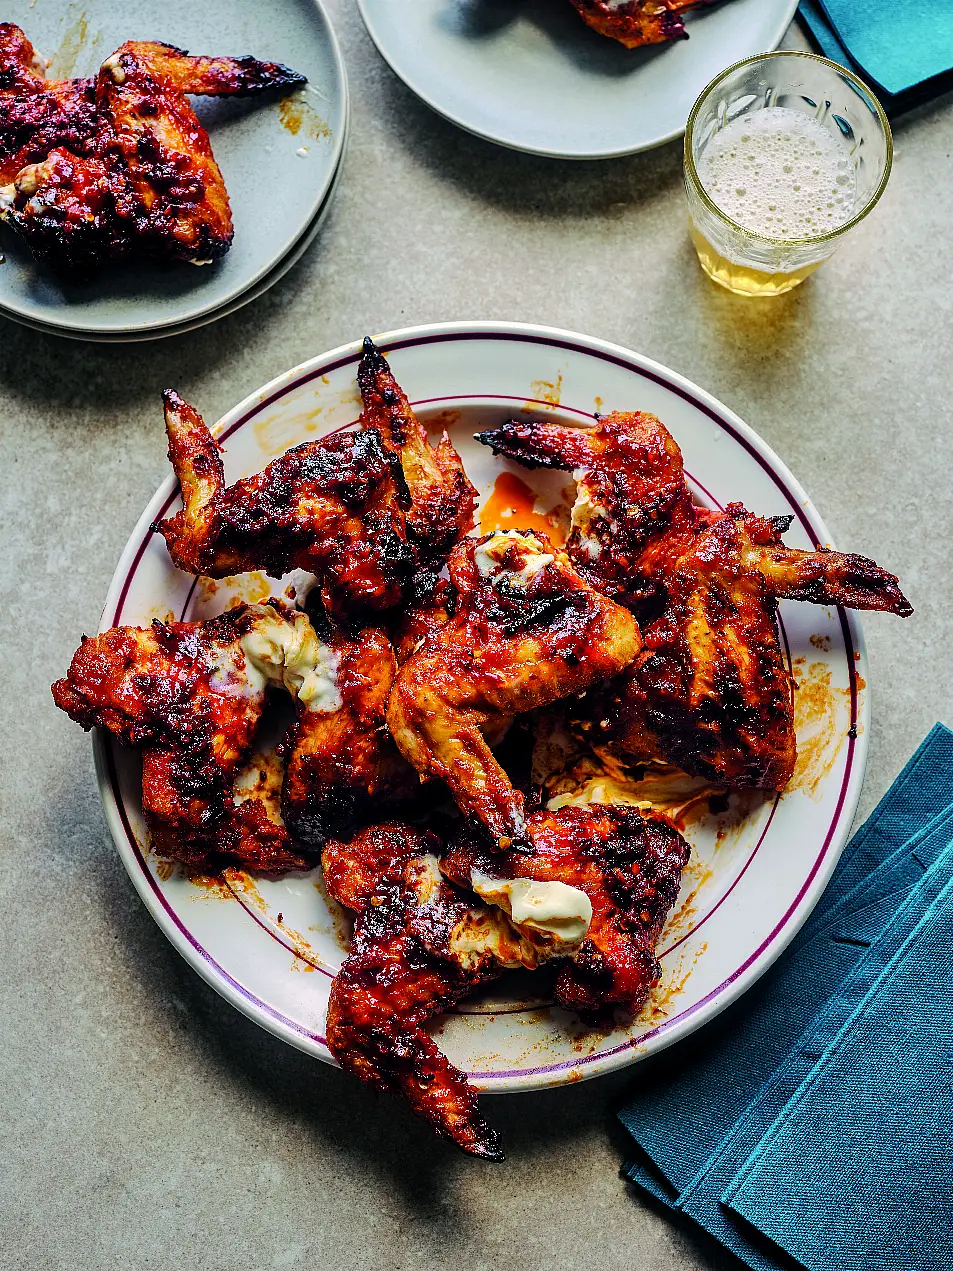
[684,51,892,296]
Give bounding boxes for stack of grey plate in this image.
[0,0,347,342]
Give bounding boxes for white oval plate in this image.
[92,321,868,1092]
[0,0,347,337]
[357,0,799,159]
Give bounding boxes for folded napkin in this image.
[799,0,953,110]
[619,723,953,1271]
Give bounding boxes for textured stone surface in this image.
[1,6,950,1270]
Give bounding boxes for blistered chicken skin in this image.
[386,528,643,850]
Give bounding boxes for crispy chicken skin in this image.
[479,414,912,790]
[444,804,690,1018]
[386,529,643,850]
[0,24,96,185]
[157,389,415,618]
[281,621,420,846]
[158,346,475,618]
[0,32,305,280]
[567,0,715,47]
[323,822,556,1159]
[51,604,309,872]
[358,338,478,560]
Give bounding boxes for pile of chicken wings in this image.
[0,24,304,281]
[53,338,911,1157]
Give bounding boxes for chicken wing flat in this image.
[280,617,421,846]
[51,602,321,871]
[567,0,716,47]
[358,338,478,560]
[443,803,690,1017]
[479,414,911,789]
[0,34,305,281]
[386,529,643,850]
[157,390,415,618]
[323,822,568,1159]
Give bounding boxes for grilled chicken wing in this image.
[0,34,305,280]
[158,345,475,619]
[280,615,421,846]
[444,803,690,1017]
[386,529,642,850]
[51,602,317,871]
[157,389,416,618]
[479,414,911,790]
[0,24,97,184]
[323,822,566,1159]
[567,0,716,47]
[358,338,478,560]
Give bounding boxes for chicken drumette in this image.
[479,413,912,790]
[386,528,643,850]
[322,822,580,1159]
[280,611,420,847]
[444,803,690,1018]
[0,32,305,281]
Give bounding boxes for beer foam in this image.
[698,106,856,241]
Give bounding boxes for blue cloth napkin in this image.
[799,0,953,110]
[619,723,953,1270]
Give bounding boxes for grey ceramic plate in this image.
[357,0,799,159]
[4,114,349,344]
[0,0,347,337]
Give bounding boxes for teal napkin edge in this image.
[799,0,953,110]
[674,832,953,1271]
[721,863,953,1268]
[621,723,953,1202]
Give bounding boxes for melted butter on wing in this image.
[406,857,570,973]
[474,530,555,589]
[239,605,342,712]
[470,868,592,955]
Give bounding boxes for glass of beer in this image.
[684,51,892,296]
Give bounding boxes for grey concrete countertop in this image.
[2,6,951,1270]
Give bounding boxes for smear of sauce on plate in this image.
[525,372,563,410]
[479,472,567,545]
[788,658,853,800]
[279,94,330,140]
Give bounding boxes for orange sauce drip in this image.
[279,95,331,140]
[479,472,566,546]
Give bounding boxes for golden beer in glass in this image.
[684,52,892,297]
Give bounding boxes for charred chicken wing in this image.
[386,529,642,850]
[0,24,96,185]
[280,613,421,846]
[358,337,478,560]
[323,821,584,1158]
[567,0,718,47]
[479,413,911,789]
[51,602,325,871]
[0,33,305,280]
[443,803,691,1017]
[157,389,416,618]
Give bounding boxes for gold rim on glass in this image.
[684,50,893,249]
